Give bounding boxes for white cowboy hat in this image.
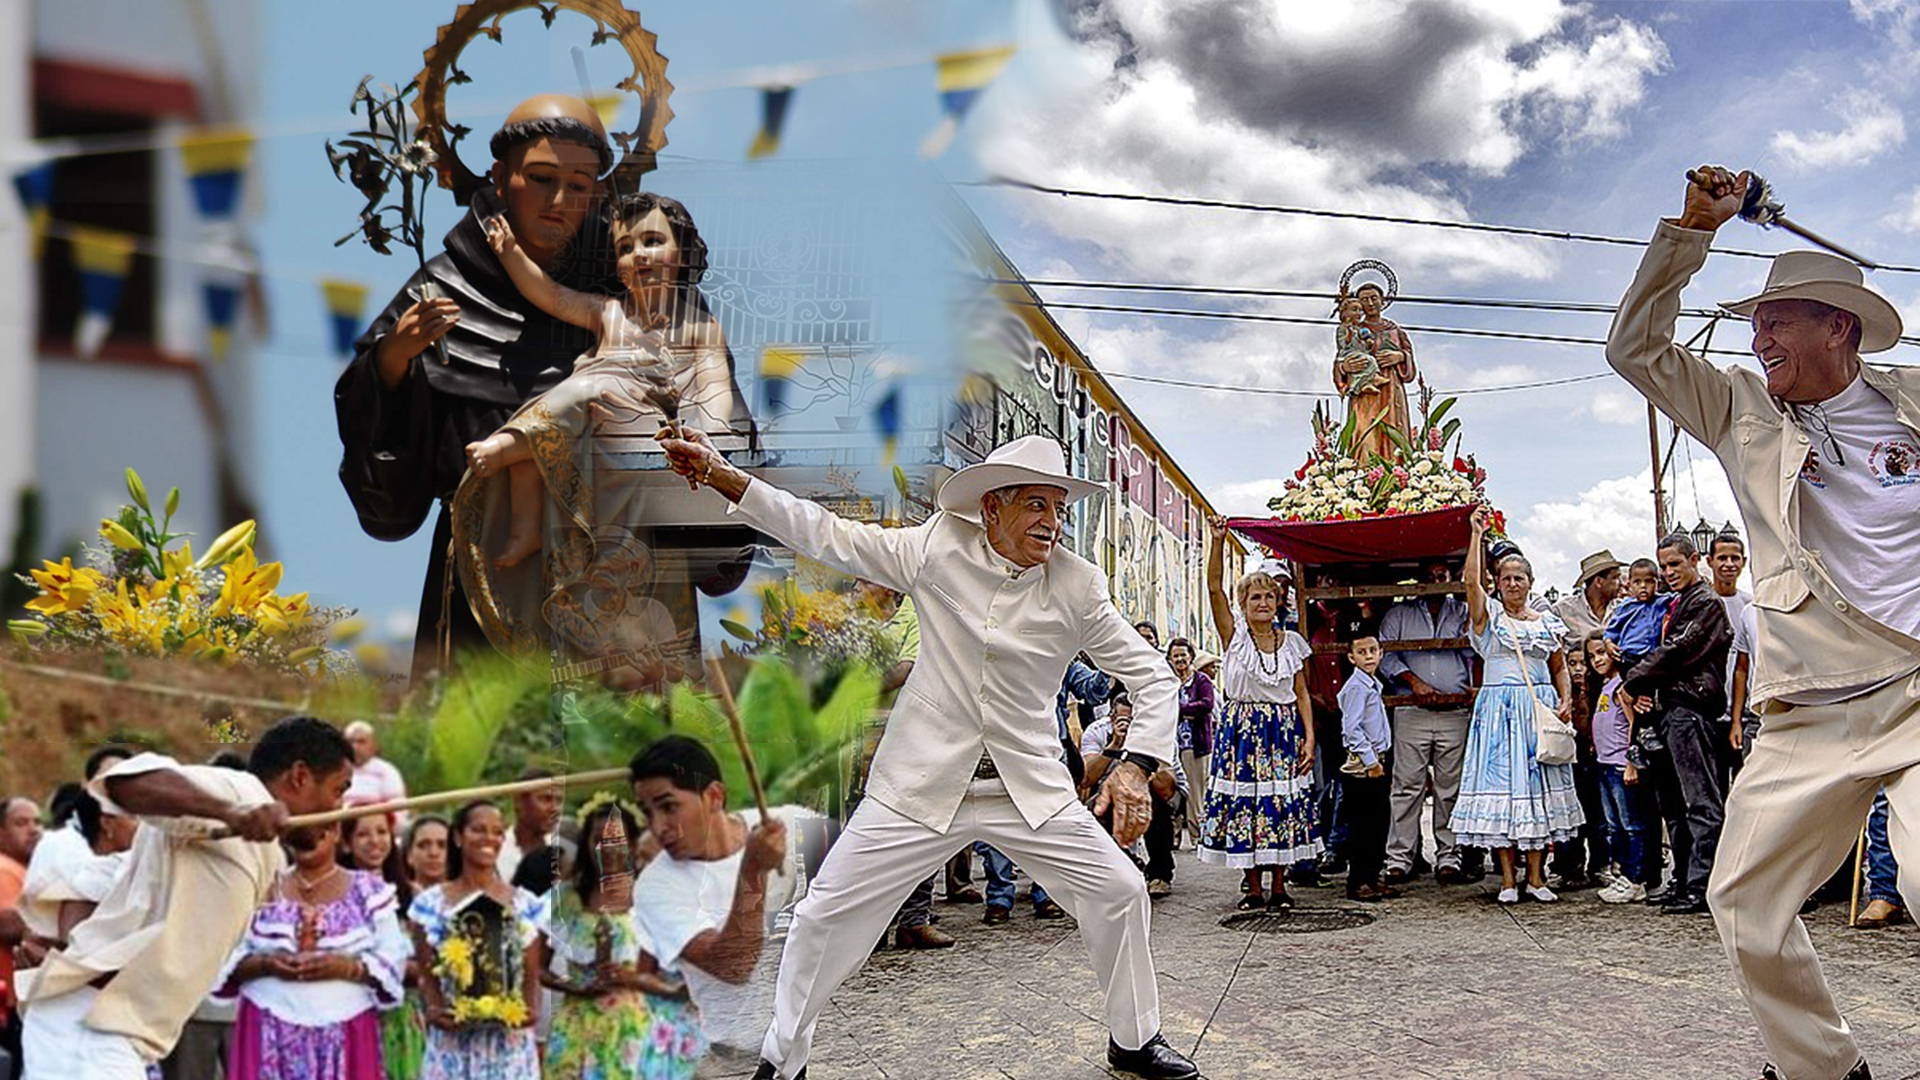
[936,435,1103,522]
[1574,550,1623,588]
[1720,250,1903,354]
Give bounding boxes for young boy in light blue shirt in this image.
[1337,636,1398,902]
[1604,558,1671,668]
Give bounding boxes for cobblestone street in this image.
[741,852,1920,1080]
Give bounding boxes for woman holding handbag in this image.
[1452,507,1585,904]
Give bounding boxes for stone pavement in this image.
[767,852,1920,1080]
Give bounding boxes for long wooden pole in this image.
[705,657,771,819]
[1849,823,1868,927]
[210,766,632,839]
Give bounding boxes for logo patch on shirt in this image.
[1868,438,1920,487]
[1798,450,1827,489]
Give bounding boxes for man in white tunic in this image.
[12,717,354,1080]
[1608,166,1920,1080]
[659,432,1199,1080]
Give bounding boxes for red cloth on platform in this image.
[1225,506,1475,566]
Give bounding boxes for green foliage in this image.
[2,487,41,616]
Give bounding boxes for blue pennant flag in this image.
[12,162,53,259]
[748,86,794,160]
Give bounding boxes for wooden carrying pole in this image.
[210,766,631,839]
[705,657,770,819]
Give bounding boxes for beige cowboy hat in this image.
[936,435,1104,522]
[1720,250,1903,353]
[1575,550,1623,588]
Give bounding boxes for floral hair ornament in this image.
[574,789,640,827]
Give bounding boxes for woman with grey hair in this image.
[1453,508,1584,904]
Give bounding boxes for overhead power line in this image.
[968,178,1920,275]
[1095,368,1617,397]
[997,295,1762,357]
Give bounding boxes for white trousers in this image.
[1708,672,1920,1080]
[759,778,1160,1076]
[21,988,148,1080]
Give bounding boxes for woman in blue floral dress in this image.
[407,800,547,1080]
[1453,507,1585,904]
[1200,519,1321,911]
[540,797,704,1080]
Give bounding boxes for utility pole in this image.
[1648,400,1668,542]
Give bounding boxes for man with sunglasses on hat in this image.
[1607,165,1920,1080]
[657,431,1197,1080]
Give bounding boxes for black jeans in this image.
[1659,705,1729,897]
[1339,770,1392,888]
[1095,787,1179,883]
[1551,756,1610,879]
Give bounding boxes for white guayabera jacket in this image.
[727,478,1178,833]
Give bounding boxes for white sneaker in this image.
[1595,866,1618,887]
[1497,887,1519,904]
[1600,881,1646,904]
[1595,879,1629,902]
[1525,884,1559,903]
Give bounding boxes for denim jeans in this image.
[892,872,938,928]
[1660,705,1729,896]
[976,842,1050,910]
[1595,764,1651,883]
[1866,790,1902,904]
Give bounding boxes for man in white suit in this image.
[659,432,1199,1080]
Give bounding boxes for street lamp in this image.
[1691,518,1716,556]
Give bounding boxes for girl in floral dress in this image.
[217,823,411,1080]
[541,796,704,1080]
[1200,519,1322,911]
[408,801,547,1080]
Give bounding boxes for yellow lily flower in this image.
[25,558,106,616]
[125,467,151,511]
[213,546,284,621]
[161,540,196,581]
[255,591,312,636]
[196,519,257,570]
[100,519,143,551]
[96,578,168,654]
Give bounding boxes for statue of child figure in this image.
[464,192,751,569]
[1334,291,1382,398]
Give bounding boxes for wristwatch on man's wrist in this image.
[1109,750,1160,776]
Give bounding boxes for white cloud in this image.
[972,0,1670,304]
[1770,90,1906,169]
[1885,185,1920,233]
[1590,388,1645,426]
[1514,455,1743,593]
[1212,477,1291,517]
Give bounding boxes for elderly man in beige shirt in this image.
[660,431,1197,1080]
[12,718,353,1080]
[1607,166,1920,1080]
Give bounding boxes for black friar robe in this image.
[333,188,619,686]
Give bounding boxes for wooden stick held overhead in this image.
[705,656,770,820]
[209,766,632,839]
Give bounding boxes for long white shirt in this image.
[727,478,1179,832]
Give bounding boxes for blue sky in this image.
[257,0,1016,643]
[957,0,1920,592]
[255,0,1920,646]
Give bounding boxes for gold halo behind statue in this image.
[412,0,674,203]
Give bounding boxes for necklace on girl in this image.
[292,864,339,896]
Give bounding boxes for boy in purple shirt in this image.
[1337,637,1399,902]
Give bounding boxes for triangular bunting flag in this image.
[202,278,243,363]
[588,93,624,132]
[69,226,137,358]
[760,345,806,416]
[179,128,255,221]
[920,46,1015,159]
[12,162,54,260]
[321,278,371,358]
[874,385,902,464]
[747,86,795,161]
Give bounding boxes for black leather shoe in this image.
[1107,1034,1199,1079]
[750,1062,805,1080]
[983,905,1011,926]
[1660,893,1710,915]
[1761,1060,1871,1080]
